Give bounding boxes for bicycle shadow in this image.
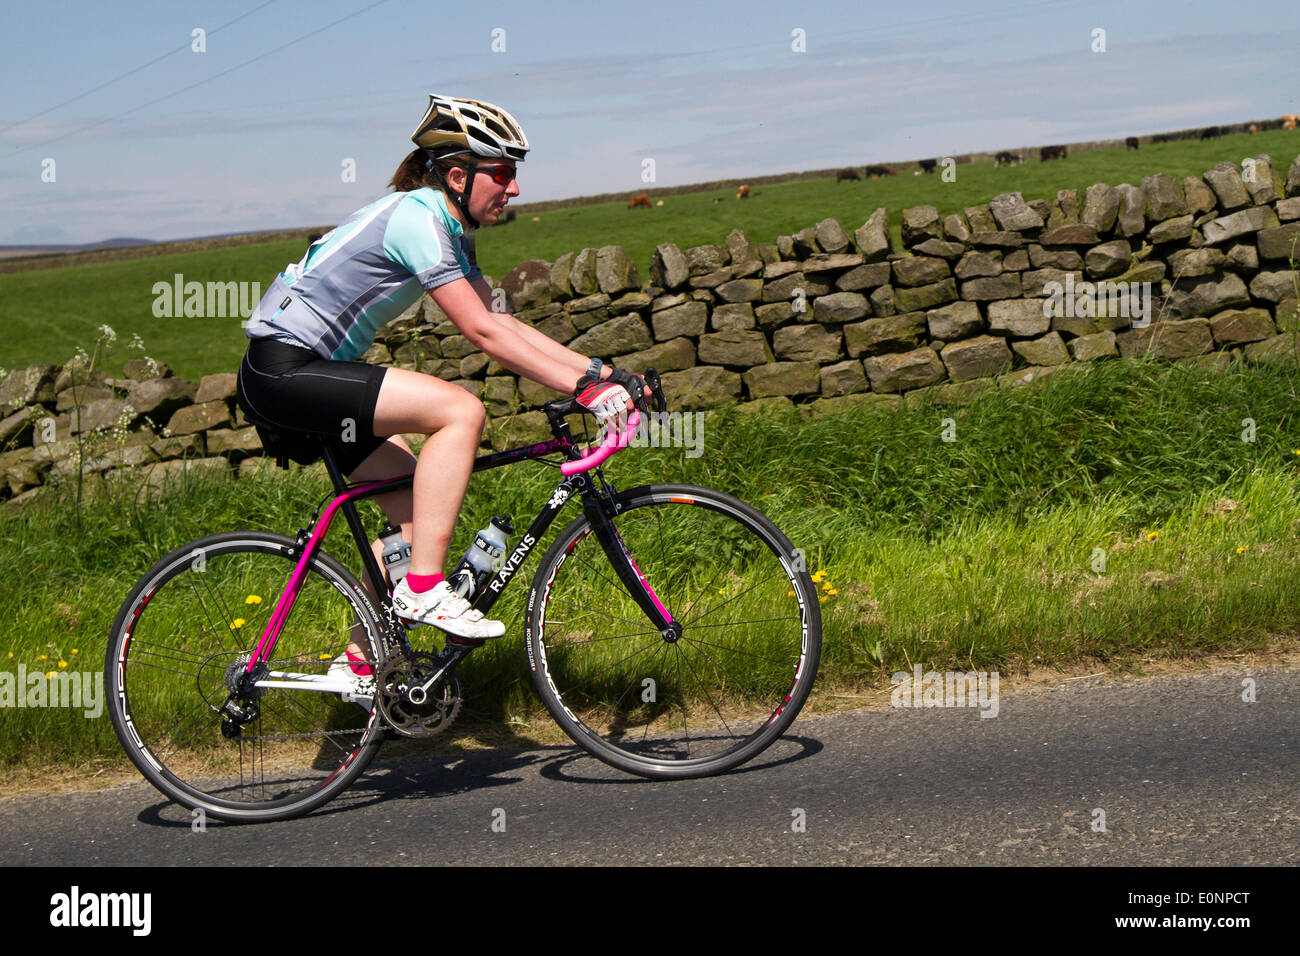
[133,732,824,827]
[534,733,824,784]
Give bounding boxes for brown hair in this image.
[388,148,472,193]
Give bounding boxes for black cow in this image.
[865,165,896,178]
[918,158,937,174]
[1125,136,1139,150]
[1040,144,1067,161]
[1200,126,1221,140]
[994,151,1020,166]
[836,168,861,182]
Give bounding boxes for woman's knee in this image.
[373,367,487,436]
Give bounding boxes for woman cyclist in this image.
[235,94,648,672]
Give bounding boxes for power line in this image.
[0,0,280,137]
[4,0,392,157]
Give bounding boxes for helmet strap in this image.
[423,150,480,229]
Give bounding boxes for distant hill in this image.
[0,237,155,260]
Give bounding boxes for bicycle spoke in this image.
[544,596,660,634]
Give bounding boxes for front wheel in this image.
[525,484,821,778]
[105,531,388,823]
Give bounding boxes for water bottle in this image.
[378,524,412,588]
[448,515,514,599]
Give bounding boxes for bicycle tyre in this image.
[105,531,387,823]
[525,483,821,778]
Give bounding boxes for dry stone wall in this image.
[3,153,1299,506]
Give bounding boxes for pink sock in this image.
[405,572,445,594]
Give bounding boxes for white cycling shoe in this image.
[328,651,375,710]
[390,579,506,640]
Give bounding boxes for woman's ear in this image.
[445,164,468,195]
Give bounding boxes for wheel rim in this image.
[110,538,381,814]
[533,491,818,771]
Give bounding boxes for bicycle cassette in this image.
[376,651,462,738]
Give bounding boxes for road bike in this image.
[105,370,822,822]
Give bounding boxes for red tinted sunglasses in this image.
[476,164,518,186]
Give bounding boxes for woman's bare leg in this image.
[337,368,486,659]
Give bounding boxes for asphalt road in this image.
[2,667,1296,866]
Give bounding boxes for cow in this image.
[865,165,896,178]
[918,158,937,174]
[628,193,651,209]
[1199,126,1221,140]
[836,168,861,182]
[1125,136,1139,150]
[1249,124,1258,135]
[656,199,664,206]
[1040,144,1067,161]
[737,184,750,199]
[994,151,1020,166]
[1283,115,1298,130]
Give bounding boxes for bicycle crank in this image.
[376,651,462,738]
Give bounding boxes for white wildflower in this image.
[98,324,117,344]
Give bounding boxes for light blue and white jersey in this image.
[244,188,481,361]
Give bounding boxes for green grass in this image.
[2,128,1296,383]
[4,355,1300,774]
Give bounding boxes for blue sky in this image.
[1,0,1297,245]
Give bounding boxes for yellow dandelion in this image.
[822,581,834,592]
[45,671,55,679]
[811,570,827,583]
[818,596,826,604]
[70,649,78,655]
[1146,531,1158,541]
[230,618,246,630]
[319,653,332,661]
[827,588,839,596]
[718,589,726,595]
[787,589,795,597]
[6,651,11,659]
[245,594,262,604]
[37,654,47,661]
[58,660,68,669]
[1236,546,1248,554]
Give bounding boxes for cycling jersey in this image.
[243,187,482,361]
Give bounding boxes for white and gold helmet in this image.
[411,94,529,162]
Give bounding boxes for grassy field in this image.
[1,127,1297,383]
[3,355,1300,777]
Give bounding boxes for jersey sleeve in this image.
[459,232,483,283]
[382,195,473,291]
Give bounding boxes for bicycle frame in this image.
[242,399,676,689]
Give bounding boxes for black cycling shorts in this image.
[235,338,389,475]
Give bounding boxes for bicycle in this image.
[105,369,822,822]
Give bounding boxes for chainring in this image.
[376,650,462,738]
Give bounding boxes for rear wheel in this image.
[105,532,387,823]
[526,484,821,778]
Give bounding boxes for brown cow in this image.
[1283,115,1298,130]
[1249,124,1258,135]
[737,184,750,199]
[628,193,651,209]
